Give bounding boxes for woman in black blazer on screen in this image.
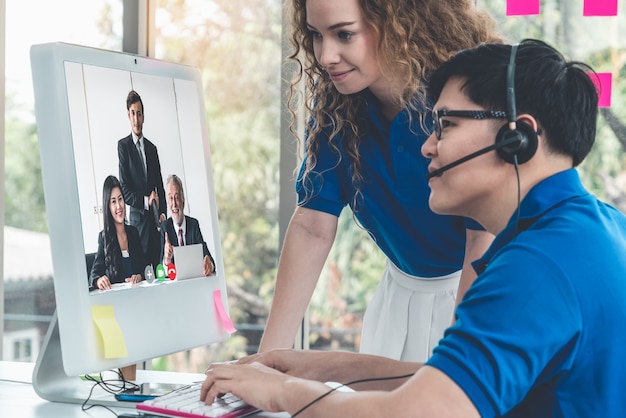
[90,175,146,290]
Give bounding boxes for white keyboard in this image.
[136,383,259,418]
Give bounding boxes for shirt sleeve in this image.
[295,129,348,217]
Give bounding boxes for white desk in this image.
[0,361,288,417]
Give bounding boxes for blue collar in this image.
[472,169,589,274]
[363,89,430,135]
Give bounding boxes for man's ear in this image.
[516,114,540,135]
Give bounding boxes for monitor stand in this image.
[32,311,135,407]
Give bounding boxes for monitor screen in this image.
[30,42,231,397]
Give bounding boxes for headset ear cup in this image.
[495,120,538,164]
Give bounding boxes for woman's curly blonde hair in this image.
[287,0,503,205]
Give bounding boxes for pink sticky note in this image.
[507,0,540,15]
[583,0,618,16]
[213,289,237,334]
[589,72,612,108]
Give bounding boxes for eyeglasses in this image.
[432,109,507,140]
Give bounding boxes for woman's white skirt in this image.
[359,261,460,362]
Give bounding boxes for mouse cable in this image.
[290,372,414,418]
[82,368,139,395]
[80,369,140,415]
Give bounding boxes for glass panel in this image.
[309,213,386,352]
[476,0,626,204]
[3,0,123,362]
[152,0,386,363]
[152,0,282,370]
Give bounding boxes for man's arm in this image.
[259,206,338,351]
[202,359,478,418]
[313,366,477,418]
[286,366,478,418]
[90,231,106,288]
[118,139,144,210]
[236,349,418,391]
[145,139,166,219]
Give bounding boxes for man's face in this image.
[421,76,506,220]
[167,181,184,226]
[128,101,144,137]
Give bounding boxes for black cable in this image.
[79,369,140,416]
[513,155,522,232]
[290,372,414,418]
[83,369,139,394]
[80,380,119,416]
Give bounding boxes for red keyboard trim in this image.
[137,402,259,418]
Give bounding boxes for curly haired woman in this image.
[260,0,502,361]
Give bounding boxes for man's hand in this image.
[148,190,159,208]
[201,362,289,413]
[203,255,214,276]
[163,233,174,265]
[125,274,142,284]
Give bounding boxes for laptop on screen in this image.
[173,243,204,280]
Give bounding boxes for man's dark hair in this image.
[126,90,144,112]
[427,39,598,166]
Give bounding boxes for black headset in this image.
[495,43,538,164]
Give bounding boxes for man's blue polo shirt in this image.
[296,92,477,278]
[427,169,626,417]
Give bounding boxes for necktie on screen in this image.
[178,228,184,246]
[136,140,146,176]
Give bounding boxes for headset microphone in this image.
[425,135,523,180]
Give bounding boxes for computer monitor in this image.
[29,42,231,405]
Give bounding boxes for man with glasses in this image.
[200,39,626,417]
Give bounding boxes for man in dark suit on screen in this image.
[118,90,166,269]
[160,174,215,276]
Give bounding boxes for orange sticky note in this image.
[91,305,128,358]
[213,290,237,334]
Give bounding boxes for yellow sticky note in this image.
[91,305,128,359]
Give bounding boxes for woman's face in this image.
[306,0,385,96]
[109,186,125,225]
